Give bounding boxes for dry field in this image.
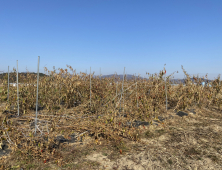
[0,66,222,170]
[1,103,222,169]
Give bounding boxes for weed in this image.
[167,159,173,165]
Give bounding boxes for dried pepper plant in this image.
[0,65,221,165]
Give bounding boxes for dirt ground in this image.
[82,106,222,170]
[1,104,222,170]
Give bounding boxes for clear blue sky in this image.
[1,0,221,80]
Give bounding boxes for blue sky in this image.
[0,0,222,80]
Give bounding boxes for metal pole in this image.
[136,82,138,108]
[17,60,19,116]
[90,67,91,108]
[7,66,9,103]
[120,67,125,113]
[135,73,138,108]
[165,69,167,111]
[35,56,40,135]
[123,68,125,113]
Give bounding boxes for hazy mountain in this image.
[0,72,215,85]
[100,74,214,84]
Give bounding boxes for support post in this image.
[35,56,40,135]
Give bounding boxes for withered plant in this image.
[0,65,221,166]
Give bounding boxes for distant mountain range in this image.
[0,73,214,84]
[100,74,214,84]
